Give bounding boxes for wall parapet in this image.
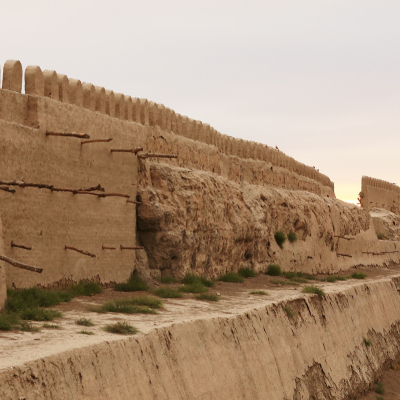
[0,59,334,194]
[361,176,400,214]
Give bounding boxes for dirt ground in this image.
[1,264,400,398]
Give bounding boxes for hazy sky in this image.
[1,1,399,202]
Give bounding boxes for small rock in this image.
[217,292,221,296]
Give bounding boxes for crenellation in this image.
[170,110,177,133]
[148,101,157,127]
[57,74,69,104]
[43,70,59,100]
[139,98,149,125]
[105,90,115,117]
[132,97,141,123]
[165,108,172,132]
[82,83,96,111]
[95,86,106,114]
[24,65,44,96]
[125,95,133,121]
[69,79,83,107]
[2,60,23,93]
[114,93,125,120]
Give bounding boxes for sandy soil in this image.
[1,264,400,395]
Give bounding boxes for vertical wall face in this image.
[361,176,400,215]
[0,212,6,309]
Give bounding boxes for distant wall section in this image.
[361,176,400,215]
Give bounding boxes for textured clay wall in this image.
[361,176,400,214]
[0,61,140,288]
[0,214,6,309]
[2,277,400,399]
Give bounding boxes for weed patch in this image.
[91,297,161,314]
[250,290,269,295]
[284,307,294,319]
[363,337,371,347]
[271,279,299,286]
[302,286,325,297]
[195,293,219,301]
[68,281,102,297]
[114,271,149,292]
[351,272,367,279]
[219,273,244,283]
[374,381,384,395]
[179,283,208,293]
[238,268,257,278]
[288,231,297,243]
[76,318,95,327]
[20,308,62,321]
[160,276,177,284]
[377,233,388,240]
[326,275,347,283]
[154,287,183,298]
[42,323,61,329]
[104,321,138,335]
[266,264,281,276]
[274,231,286,249]
[181,274,214,287]
[19,321,40,332]
[78,330,95,335]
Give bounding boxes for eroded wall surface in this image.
[2,277,400,399]
[361,176,400,215]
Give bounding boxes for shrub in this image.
[351,272,367,280]
[76,318,95,327]
[181,274,214,287]
[274,231,286,249]
[154,287,183,298]
[288,231,297,243]
[160,276,177,284]
[363,337,371,347]
[195,293,219,301]
[250,290,269,295]
[104,321,138,335]
[374,381,384,395]
[266,264,281,276]
[178,283,208,293]
[0,313,20,331]
[114,271,149,292]
[284,307,294,319]
[302,286,325,297]
[238,268,257,278]
[218,273,244,283]
[20,308,62,321]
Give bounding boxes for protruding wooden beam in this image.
[0,186,16,194]
[98,193,130,199]
[0,254,42,273]
[138,153,177,159]
[120,245,144,250]
[110,147,143,154]
[81,138,113,145]
[11,241,32,251]
[126,200,142,204]
[65,246,96,258]
[46,131,90,139]
[102,245,116,250]
[336,253,352,258]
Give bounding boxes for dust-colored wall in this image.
[361,176,400,214]
[0,212,6,309]
[2,277,400,399]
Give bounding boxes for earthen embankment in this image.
[2,276,400,399]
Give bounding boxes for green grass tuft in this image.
[284,307,294,319]
[238,268,257,278]
[351,272,367,279]
[302,286,325,297]
[363,337,371,347]
[288,231,297,243]
[195,293,219,301]
[266,264,282,276]
[374,381,384,395]
[78,330,95,335]
[104,321,138,335]
[154,287,183,298]
[181,274,214,287]
[250,290,269,295]
[326,275,348,283]
[178,282,208,293]
[274,231,286,249]
[114,271,149,292]
[20,308,62,321]
[91,297,162,314]
[218,273,244,283]
[19,321,40,332]
[68,281,102,297]
[75,318,95,327]
[0,313,21,331]
[42,323,61,329]
[160,276,178,284]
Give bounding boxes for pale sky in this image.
[1,1,399,202]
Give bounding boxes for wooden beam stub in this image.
[46,131,90,139]
[65,245,96,258]
[102,245,116,250]
[11,241,32,251]
[0,254,42,273]
[137,153,177,159]
[81,138,112,145]
[120,245,144,250]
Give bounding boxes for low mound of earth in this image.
[2,266,400,399]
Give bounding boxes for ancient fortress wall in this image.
[361,176,400,214]
[0,58,336,289]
